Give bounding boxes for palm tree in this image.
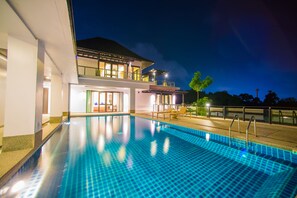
[189,71,213,115]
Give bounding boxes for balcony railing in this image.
[185,105,297,126]
[78,65,149,82]
[154,80,175,87]
[152,104,297,126]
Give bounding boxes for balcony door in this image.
[102,63,125,79]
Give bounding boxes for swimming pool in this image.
[0,115,296,197]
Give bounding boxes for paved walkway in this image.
[134,113,297,152]
[0,120,64,186]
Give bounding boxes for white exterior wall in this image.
[70,84,131,113]
[76,78,154,113]
[0,71,6,126]
[135,89,155,113]
[4,36,42,136]
[50,74,63,117]
[70,85,87,113]
[62,83,69,113]
[70,86,130,113]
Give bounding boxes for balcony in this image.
[77,65,149,82]
[77,65,177,88]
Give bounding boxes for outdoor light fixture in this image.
[206,103,210,107]
[165,73,168,78]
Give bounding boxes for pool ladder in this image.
[229,115,257,146]
[246,116,257,146]
[229,115,240,146]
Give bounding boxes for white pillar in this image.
[3,36,44,151]
[62,82,69,116]
[50,74,63,122]
[130,88,135,113]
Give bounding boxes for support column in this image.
[129,88,135,113]
[62,82,69,117]
[3,36,44,151]
[50,74,63,123]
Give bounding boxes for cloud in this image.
[131,43,190,87]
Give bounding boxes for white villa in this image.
[0,0,180,151]
[71,37,180,114]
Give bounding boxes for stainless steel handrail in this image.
[246,116,257,146]
[229,114,240,146]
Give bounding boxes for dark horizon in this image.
[73,0,297,100]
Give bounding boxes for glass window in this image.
[99,62,105,77]
[132,67,140,80]
[118,65,124,79]
[113,93,119,112]
[92,92,99,112]
[105,63,111,77]
[112,64,118,78]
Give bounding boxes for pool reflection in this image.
[77,116,171,166]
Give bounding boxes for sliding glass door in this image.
[87,91,123,113]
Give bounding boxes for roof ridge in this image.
[77,37,154,63]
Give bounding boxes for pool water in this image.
[1,115,297,197]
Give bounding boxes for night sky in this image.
[73,0,297,100]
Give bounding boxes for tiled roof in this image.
[77,37,153,63]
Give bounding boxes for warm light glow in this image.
[172,95,176,105]
[122,119,130,144]
[206,133,210,141]
[0,187,9,195]
[103,152,111,167]
[117,146,126,163]
[11,181,25,193]
[0,54,7,61]
[123,94,129,112]
[91,118,99,142]
[150,121,155,136]
[163,137,170,154]
[150,95,155,106]
[206,103,210,107]
[79,128,86,151]
[106,118,112,141]
[150,140,157,157]
[97,134,105,153]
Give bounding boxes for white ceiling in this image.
[0,0,78,83]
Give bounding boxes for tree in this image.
[263,90,279,106]
[278,97,297,107]
[189,71,213,115]
[239,93,254,105]
[251,97,262,106]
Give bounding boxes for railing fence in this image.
[153,104,297,126]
